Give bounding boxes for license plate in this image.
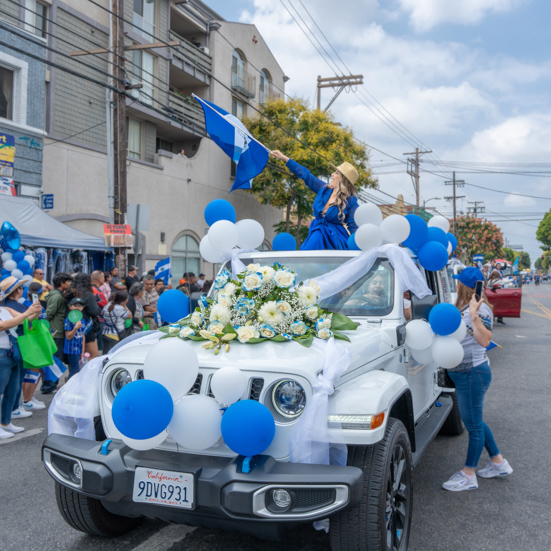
[132,467,194,509]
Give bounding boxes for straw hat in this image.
[333,162,359,185]
[0,276,24,300]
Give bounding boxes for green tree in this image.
[501,247,518,263]
[242,98,377,246]
[535,257,542,270]
[455,216,504,262]
[518,251,531,270]
[536,210,551,251]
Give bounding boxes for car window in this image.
[447,267,458,294]
[228,257,395,317]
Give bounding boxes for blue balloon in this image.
[157,289,190,323]
[427,227,448,248]
[429,303,462,336]
[402,215,428,251]
[1,269,9,278]
[221,400,276,457]
[272,232,297,251]
[23,267,32,276]
[12,250,25,263]
[204,199,236,226]
[17,260,30,272]
[447,233,458,252]
[112,380,173,440]
[418,241,449,272]
[22,286,28,300]
[0,221,21,253]
[347,232,360,251]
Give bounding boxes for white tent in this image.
[0,196,109,251]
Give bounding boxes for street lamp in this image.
[423,197,441,210]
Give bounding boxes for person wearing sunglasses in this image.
[32,268,53,301]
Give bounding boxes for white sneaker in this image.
[1,423,24,434]
[11,407,32,419]
[22,398,46,410]
[0,427,14,439]
[442,470,478,492]
[31,397,45,406]
[478,458,513,478]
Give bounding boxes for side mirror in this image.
[410,294,438,320]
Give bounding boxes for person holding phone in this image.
[442,267,513,491]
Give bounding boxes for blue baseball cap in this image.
[453,267,484,289]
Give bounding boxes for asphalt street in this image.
[1,282,550,551]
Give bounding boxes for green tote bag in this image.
[17,318,57,369]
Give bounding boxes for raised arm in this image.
[271,150,326,194]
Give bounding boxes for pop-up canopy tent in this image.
[0,196,109,251]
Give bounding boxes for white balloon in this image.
[144,338,199,402]
[1,252,12,262]
[354,203,383,226]
[449,320,467,342]
[447,242,452,255]
[122,430,168,451]
[4,260,16,271]
[200,235,224,263]
[168,395,222,450]
[428,215,450,234]
[405,320,435,350]
[22,275,33,287]
[11,269,23,279]
[235,219,265,250]
[355,223,383,251]
[380,215,411,244]
[410,347,434,365]
[208,220,239,251]
[24,255,35,267]
[211,367,248,405]
[431,336,464,369]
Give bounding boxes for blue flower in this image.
[199,295,208,308]
[272,262,283,270]
[282,333,292,341]
[292,320,307,336]
[214,269,230,290]
[259,324,276,338]
[235,297,253,315]
[242,271,263,291]
[315,318,332,331]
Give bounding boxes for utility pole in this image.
[444,171,465,233]
[403,148,432,209]
[317,74,363,111]
[467,201,485,217]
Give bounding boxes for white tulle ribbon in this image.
[219,248,257,278]
[306,243,431,300]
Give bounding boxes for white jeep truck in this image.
[42,250,463,551]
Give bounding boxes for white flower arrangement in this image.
[160,264,357,353]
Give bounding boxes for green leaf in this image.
[187,335,207,341]
[330,312,358,331]
[245,337,265,344]
[272,335,290,342]
[158,326,170,334]
[222,323,237,335]
[293,333,313,348]
[332,329,351,343]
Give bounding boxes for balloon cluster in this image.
[0,221,35,286]
[200,200,265,263]
[405,303,465,369]
[350,205,458,272]
[111,338,275,456]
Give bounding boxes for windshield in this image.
[235,256,395,317]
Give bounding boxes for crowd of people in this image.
[0,265,213,440]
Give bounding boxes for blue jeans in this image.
[448,362,501,468]
[0,350,19,425]
[66,354,80,379]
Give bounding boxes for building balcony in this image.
[231,69,256,98]
[166,89,206,134]
[259,86,280,106]
[169,30,212,86]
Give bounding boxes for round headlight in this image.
[110,369,132,396]
[272,380,306,418]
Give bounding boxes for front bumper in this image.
[42,434,363,527]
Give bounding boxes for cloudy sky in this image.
[208,0,551,264]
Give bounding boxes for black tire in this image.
[94,416,107,442]
[439,392,464,436]
[55,482,141,537]
[330,418,413,551]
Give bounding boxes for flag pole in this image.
[192,94,271,153]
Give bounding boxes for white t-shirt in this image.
[0,307,13,349]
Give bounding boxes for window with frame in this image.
[231,49,245,89]
[232,97,244,120]
[0,66,14,120]
[24,0,47,38]
[259,69,271,106]
[127,118,142,160]
[133,0,156,39]
[130,50,155,106]
[172,234,201,288]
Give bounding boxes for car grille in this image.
[293,489,336,512]
[249,378,264,401]
[51,454,71,479]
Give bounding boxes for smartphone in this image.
[32,293,39,303]
[474,280,484,301]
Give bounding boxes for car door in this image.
[485,287,522,318]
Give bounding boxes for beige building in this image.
[34,0,286,282]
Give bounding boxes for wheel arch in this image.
[389,389,416,453]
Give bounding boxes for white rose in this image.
[179,326,195,338]
[168,324,180,334]
[243,272,262,291]
[318,328,333,340]
[217,294,232,308]
[247,263,261,273]
[316,317,332,330]
[273,269,295,288]
[236,325,260,343]
[310,279,322,294]
[276,301,292,315]
[260,265,275,281]
[298,286,318,306]
[305,306,319,320]
[190,312,203,326]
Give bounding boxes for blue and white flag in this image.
[512,256,519,274]
[193,95,269,192]
[155,257,171,285]
[43,356,68,382]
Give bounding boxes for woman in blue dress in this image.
[270,150,359,250]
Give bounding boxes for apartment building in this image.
[1,0,287,281]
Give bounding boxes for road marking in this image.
[515,335,527,338]
[521,309,551,321]
[132,524,196,550]
[0,428,44,445]
[533,298,551,318]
